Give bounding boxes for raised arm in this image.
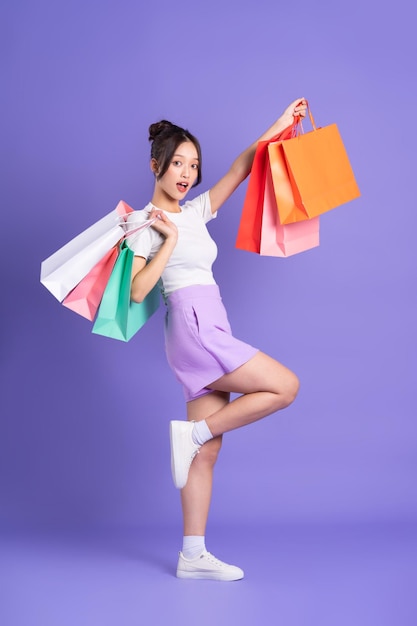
[209,98,307,214]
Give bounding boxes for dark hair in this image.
[148,120,202,187]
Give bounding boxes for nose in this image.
[181,164,190,178]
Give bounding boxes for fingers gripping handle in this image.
[294,100,317,134]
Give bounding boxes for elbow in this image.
[130,273,148,303]
[130,286,146,303]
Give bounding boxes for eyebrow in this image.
[173,153,199,160]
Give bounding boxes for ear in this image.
[150,158,159,176]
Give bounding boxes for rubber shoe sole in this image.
[170,420,200,489]
[176,550,244,581]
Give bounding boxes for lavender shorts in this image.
[164,284,259,402]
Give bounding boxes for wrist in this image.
[275,114,294,133]
[164,233,178,246]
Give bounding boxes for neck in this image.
[151,187,182,213]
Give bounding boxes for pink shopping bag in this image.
[259,163,320,257]
[60,214,157,321]
[62,245,119,320]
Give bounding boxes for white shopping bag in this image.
[40,201,136,302]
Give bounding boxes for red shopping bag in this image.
[235,124,296,253]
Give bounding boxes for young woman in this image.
[128,98,307,581]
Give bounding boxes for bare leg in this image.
[180,352,298,535]
[204,351,299,437]
[181,390,229,536]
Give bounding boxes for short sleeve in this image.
[183,190,217,223]
[125,209,164,259]
[126,225,153,259]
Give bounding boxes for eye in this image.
[172,160,182,167]
[191,163,199,169]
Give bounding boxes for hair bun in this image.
[148,120,173,142]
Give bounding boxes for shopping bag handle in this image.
[268,123,297,143]
[266,101,317,144]
[267,100,315,143]
[121,216,158,237]
[294,100,317,134]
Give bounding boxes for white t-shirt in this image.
[126,191,218,296]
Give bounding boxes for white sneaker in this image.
[170,420,200,489]
[176,550,244,581]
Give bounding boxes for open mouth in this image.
[177,182,189,193]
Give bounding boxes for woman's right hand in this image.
[130,208,177,302]
[148,208,178,242]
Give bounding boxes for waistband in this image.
[165,284,221,307]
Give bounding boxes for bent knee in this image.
[284,372,300,405]
[275,372,300,409]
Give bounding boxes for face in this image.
[154,141,199,201]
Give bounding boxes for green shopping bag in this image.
[92,240,160,341]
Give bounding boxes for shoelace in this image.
[201,552,227,567]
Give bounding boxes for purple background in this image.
[1,0,416,624]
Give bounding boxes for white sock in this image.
[192,419,213,446]
[182,535,206,560]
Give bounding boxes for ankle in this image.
[191,420,213,446]
[182,535,206,560]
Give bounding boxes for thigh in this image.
[187,390,230,422]
[207,351,298,395]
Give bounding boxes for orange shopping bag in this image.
[235,125,295,252]
[268,106,361,224]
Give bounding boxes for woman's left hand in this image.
[209,96,308,214]
[280,98,308,129]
